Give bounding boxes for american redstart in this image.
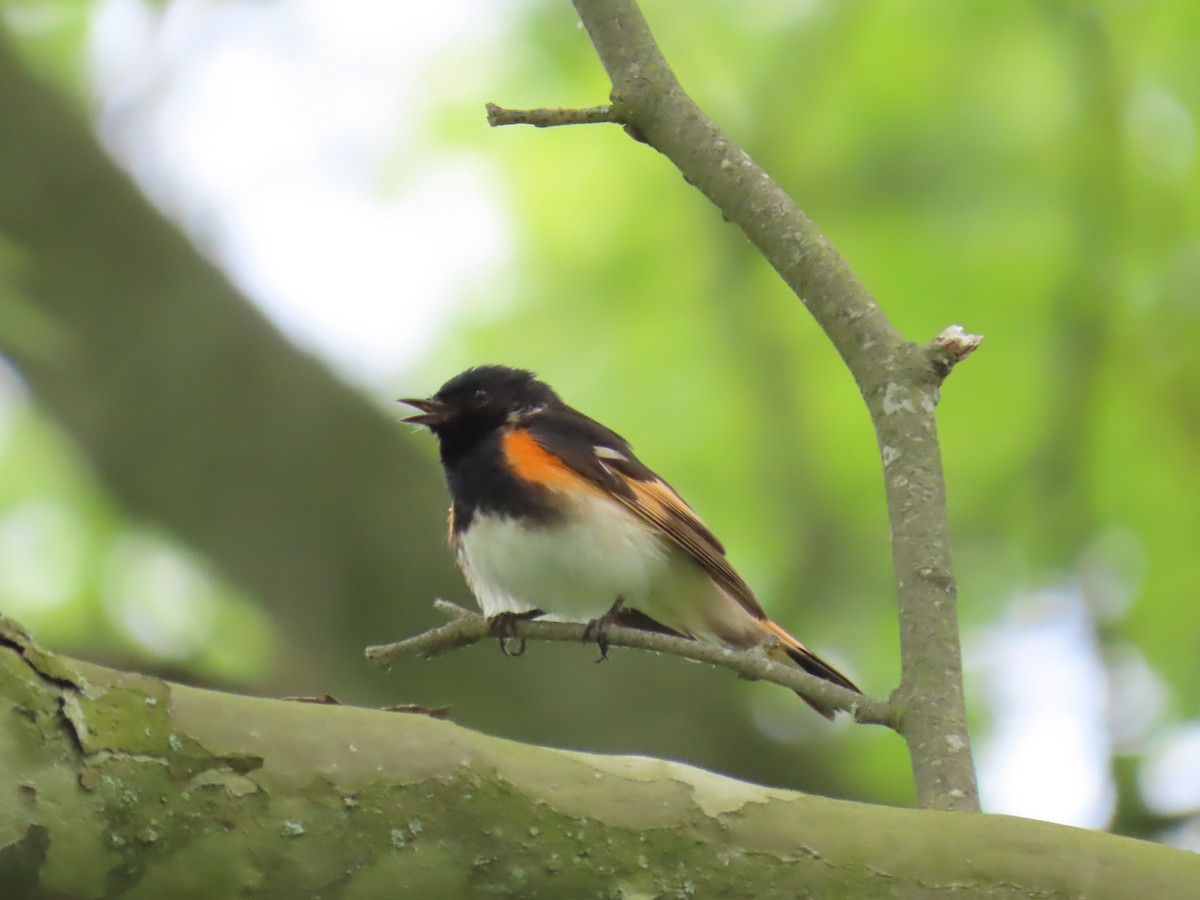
[402,365,859,717]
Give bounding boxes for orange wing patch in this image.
[502,427,592,491]
[503,425,767,621]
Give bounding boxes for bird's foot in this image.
[487,609,544,657]
[582,597,626,663]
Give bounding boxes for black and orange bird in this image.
[401,365,859,716]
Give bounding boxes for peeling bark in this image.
[3,621,1198,898]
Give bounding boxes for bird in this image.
[400,364,859,717]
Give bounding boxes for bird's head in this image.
[399,365,560,446]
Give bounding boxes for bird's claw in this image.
[488,609,543,657]
[582,596,625,663]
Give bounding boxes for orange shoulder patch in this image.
[501,428,586,490]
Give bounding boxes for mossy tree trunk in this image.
[4,620,1199,899]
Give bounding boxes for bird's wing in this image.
[527,411,768,621]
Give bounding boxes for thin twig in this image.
[926,325,984,380]
[486,103,619,128]
[366,601,895,728]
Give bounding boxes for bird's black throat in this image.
[439,428,564,533]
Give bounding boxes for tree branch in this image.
[479,0,980,810]
[926,325,985,380]
[366,601,895,728]
[486,103,619,127]
[5,621,1200,898]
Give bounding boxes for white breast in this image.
[457,491,670,621]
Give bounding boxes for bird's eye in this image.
[471,389,488,407]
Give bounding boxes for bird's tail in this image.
[761,620,861,719]
[611,599,860,719]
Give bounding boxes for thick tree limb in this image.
[478,0,980,811]
[4,620,1199,898]
[366,601,895,727]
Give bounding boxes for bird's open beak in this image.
[397,396,447,428]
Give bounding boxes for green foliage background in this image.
[2,0,1198,842]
